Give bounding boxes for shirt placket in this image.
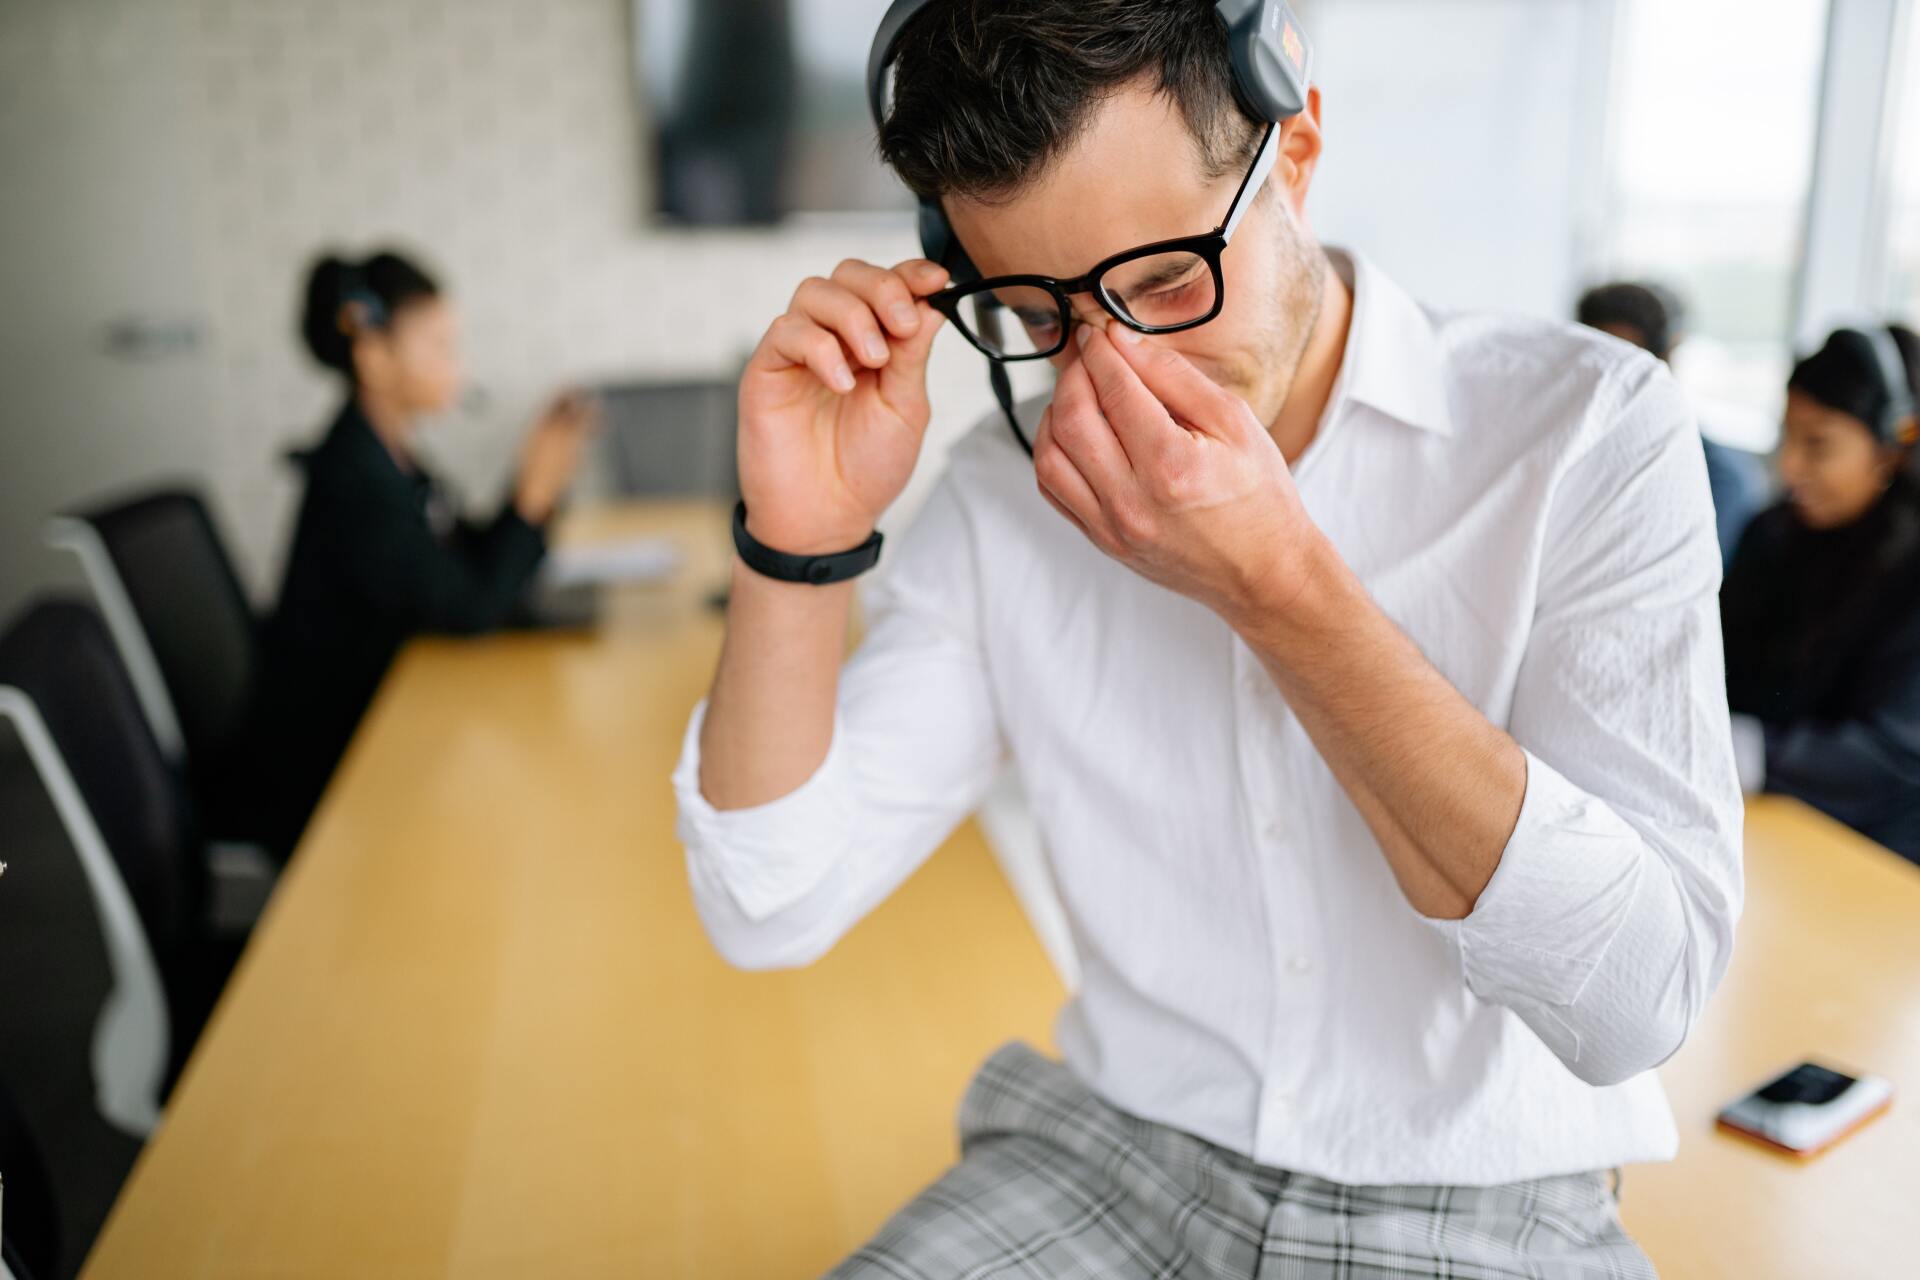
[1231,635,1326,1159]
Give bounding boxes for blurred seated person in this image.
[1578,281,1769,566]
[1722,324,1920,863]
[247,249,595,853]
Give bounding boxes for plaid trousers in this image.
[827,1042,1656,1280]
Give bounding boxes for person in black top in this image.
[1722,323,1920,863]
[247,250,594,854]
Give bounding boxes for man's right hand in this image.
[737,258,949,554]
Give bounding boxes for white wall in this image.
[0,0,221,612]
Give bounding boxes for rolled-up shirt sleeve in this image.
[1427,359,1745,1087]
[673,476,1007,971]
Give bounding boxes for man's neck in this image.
[1269,261,1353,465]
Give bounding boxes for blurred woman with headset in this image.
[246,249,595,854]
[1723,323,1920,863]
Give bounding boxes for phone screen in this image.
[1754,1063,1857,1107]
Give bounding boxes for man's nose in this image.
[1067,297,1111,333]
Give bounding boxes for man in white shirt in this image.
[674,3,1742,1275]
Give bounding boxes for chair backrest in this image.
[0,601,186,1142]
[46,488,258,777]
[0,714,153,1274]
[599,379,740,498]
[0,600,203,957]
[0,1076,61,1280]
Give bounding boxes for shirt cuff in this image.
[672,700,855,921]
[1729,714,1767,793]
[1422,750,1645,1010]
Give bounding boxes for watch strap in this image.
[732,501,883,584]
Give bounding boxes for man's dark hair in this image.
[877,0,1262,204]
[1575,281,1686,361]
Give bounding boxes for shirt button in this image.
[1263,818,1283,839]
[1287,954,1314,975]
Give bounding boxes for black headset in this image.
[1859,325,1917,443]
[865,0,1314,453]
[337,264,389,334]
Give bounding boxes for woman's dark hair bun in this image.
[298,248,441,378]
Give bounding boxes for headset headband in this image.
[1861,325,1916,441]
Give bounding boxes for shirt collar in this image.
[1323,247,1454,437]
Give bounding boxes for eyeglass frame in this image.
[926,121,1281,362]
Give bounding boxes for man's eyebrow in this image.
[1122,255,1201,293]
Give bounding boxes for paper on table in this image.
[540,536,684,588]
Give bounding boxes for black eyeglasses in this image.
[929,122,1280,362]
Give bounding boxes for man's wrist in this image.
[733,501,883,586]
[742,510,876,558]
[1224,532,1362,660]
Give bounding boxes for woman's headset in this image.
[865,0,1314,451]
[1859,325,1918,445]
[337,264,389,336]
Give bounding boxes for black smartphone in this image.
[1716,1061,1892,1156]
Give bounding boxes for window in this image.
[1884,3,1920,319]
[1598,0,1830,449]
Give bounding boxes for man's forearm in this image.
[697,558,857,810]
[1233,536,1527,920]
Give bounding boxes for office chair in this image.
[0,599,240,1108]
[0,704,150,1277]
[0,1077,61,1280]
[46,487,257,796]
[47,486,278,906]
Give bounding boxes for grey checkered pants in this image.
[827,1043,1656,1280]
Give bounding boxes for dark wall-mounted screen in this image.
[635,0,910,224]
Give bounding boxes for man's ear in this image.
[1273,85,1324,216]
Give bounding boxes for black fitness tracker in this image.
[732,501,884,584]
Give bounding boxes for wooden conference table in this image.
[82,502,1920,1278]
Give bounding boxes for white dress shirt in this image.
[674,249,1745,1187]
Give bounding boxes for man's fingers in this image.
[880,302,945,407]
[882,260,951,378]
[1075,327,1186,464]
[1049,357,1145,504]
[892,258,952,298]
[1109,328,1244,438]
[762,313,857,393]
[830,258,932,342]
[794,276,893,369]
[1032,406,1107,540]
[1038,481,1096,544]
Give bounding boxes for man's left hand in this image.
[1033,324,1329,628]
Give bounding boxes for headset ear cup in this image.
[1216,0,1312,123]
[918,198,981,284]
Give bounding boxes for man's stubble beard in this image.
[1222,200,1327,432]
